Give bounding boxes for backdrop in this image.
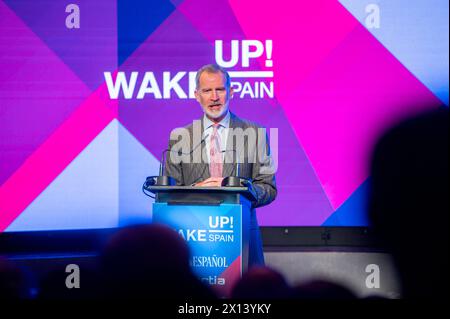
[0,0,448,231]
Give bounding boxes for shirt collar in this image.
[203,111,231,130]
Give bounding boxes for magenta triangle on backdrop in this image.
[228,0,442,209]
[282,25,442,209]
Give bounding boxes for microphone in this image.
[221,149,240,177]
[159,149,169,176]
[144,149,173,187]
[152,148,176,187]
[220,149,252,188]
[144,133,209,188]
[177,133,209,157]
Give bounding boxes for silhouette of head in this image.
[369,108,449,299]
[100,223,215,299]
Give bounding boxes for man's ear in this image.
[194,89,200,102]
[230,87,234,98]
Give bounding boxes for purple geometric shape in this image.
[3,0,117,90]
[178,0,266,72]
[170,0,186,7]
[179,0,246,42]
[117,10,214,158]
[0,2,91,186]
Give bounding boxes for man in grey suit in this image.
[164,64,277,266]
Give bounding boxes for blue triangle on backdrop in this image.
[6,120,120,232]
[118,0,176,65]
[322,178,371,226]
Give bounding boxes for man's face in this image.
[195,71,233,122]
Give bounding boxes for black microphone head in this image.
[145,176,156,187]
[159,149,170,176]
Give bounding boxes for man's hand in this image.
[193,177,224,187]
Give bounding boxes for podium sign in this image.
[149,186,252,297]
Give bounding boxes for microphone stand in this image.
[145,134,209,187]
[155,149,175,186]
[220,149,248,187]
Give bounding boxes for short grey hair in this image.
[195,64,231,89]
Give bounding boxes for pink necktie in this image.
[209,124,223,177]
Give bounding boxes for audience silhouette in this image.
[230,266,292,299]
[368,107,449,299]
[99,223,215,299]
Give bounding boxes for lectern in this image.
[147,185,256,297]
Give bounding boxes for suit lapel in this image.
[199,117,210,180]
[200,139,210,180]
[222,113,239,177]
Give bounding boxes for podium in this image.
[147,185,255,297]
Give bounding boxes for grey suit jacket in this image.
[164,112,277,212]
